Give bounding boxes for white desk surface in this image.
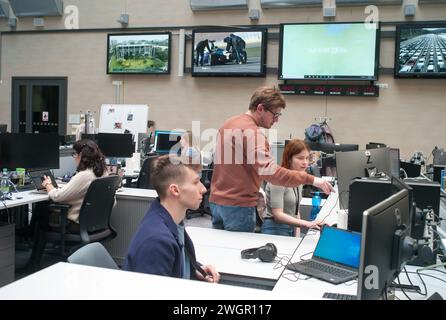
[0,262,285,300]
[115,187,157,199]
[0,188,156,209]
[0,190,49,209]
[188,226,301,279]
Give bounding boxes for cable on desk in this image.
[402,266,425,296]
[299,251,313,261]
[397,275,412,300]
[276,225,322,283]
[318,194,339,225]
[281,271,311,283]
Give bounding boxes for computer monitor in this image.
[366,142,387,149]
[433,165,446,187]
[348,176,413,234]
[81,133,98,144]
[336,148,391,209]
[433,148,446,166]
[153,130,183,155]
[389,148,400,178]
[357,188,412,300]
[404,178,441,241]
[97,133,134,158]
[0,133,60,169]
[400,161,421,178]
[0,124,7,133]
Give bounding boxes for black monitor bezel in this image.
[0,133,60,170]
[106,32,172,75]
[278,21,381,81]
[357,189,410,300]
[191,27,267,78]
[97,133,134,158]
[394,22,446,79]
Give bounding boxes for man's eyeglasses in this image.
[265,108,282,119]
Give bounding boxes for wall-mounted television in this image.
[279,22,380,81]
[107,32,171,74]
[191,28,267,77]
[394,23,446,78]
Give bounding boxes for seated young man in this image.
[123,154,220,283]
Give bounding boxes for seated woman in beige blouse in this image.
[26,139,108,271]
[261,139,324,237]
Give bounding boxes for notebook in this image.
[286,226,361,284]
[28,169,58,193]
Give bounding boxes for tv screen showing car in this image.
[279,22,380,81]
[191,28,267,77]
[107,32,171,74]
[394,23,446,78]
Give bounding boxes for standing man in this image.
[209,86,334,232]
[124,155,220,283]
[195,39,214,67]
[224,34,246,64]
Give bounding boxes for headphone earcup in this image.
[258,243,277,262]
[267,243,277,256]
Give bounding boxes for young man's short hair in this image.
[150,155,201,199]
[249,86,286,112]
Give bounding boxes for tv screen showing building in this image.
[191,28,267,77]
[107,32,171,74]
[395,23,446,78]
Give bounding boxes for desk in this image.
[0,190,49,210]
[0,262,283,300]
[0,190,49,287]
[188,226,301,279]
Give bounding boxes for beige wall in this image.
[1,0,446,159]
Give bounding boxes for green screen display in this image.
[280,23,379,80]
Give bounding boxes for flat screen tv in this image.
[394,23,446,78]
[191,28,267,77]
[279,22,380,81]
[107,32,171,74]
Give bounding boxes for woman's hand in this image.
[42,175,54,191]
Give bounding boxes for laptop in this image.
[286,226,361,284]
[28,169,58,193]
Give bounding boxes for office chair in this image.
[186,163,213,219]
[45,175,122,257]
[67,242,119,270]
[136,155,159,189]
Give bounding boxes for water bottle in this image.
[310,191,321,221]
[0,168,9,196]
[441,169,445,191]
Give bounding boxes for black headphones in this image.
[241,243,277,262]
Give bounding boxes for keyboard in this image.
[287,259,358,284]
[298,260,354,278]
[323,292,357,300]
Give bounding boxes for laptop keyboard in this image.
[323,292,357,300]
[299,260,354,278]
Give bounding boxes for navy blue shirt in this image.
[123,198,198,279]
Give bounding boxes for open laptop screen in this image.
[313,227,361,269]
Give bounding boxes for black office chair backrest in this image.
[136,155,159,189]
[78,175,121,243]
